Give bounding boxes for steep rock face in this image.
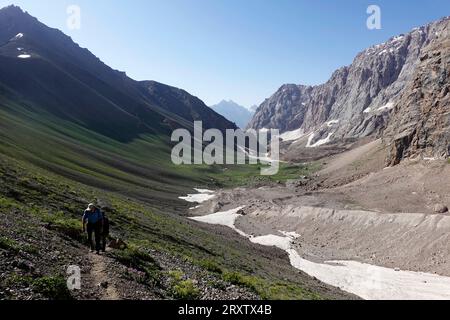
[248,84,311,132]
[385,21,450,165]
[248,17,448,156]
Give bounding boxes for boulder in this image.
[213,202,224,212]
[434,204,449,214]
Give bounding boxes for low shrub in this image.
[32,276,72,300]
[198,259,222,274]
[0,236,19,252]
[167,271,200,300]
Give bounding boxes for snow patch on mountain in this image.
[179,189,216,203]
[307,133,334,148]
[326,120,339,127]
[378,102,395,112]
[12,32,23,40]
[280,128,305,142]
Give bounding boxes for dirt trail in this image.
[88,251,120,300]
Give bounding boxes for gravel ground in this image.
[191,141,450,280]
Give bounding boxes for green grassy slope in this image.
[0,94,312,211]
[0,154,354,300]
[0,95,188,209]
[0,90,356,300]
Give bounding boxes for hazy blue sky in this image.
[2,0,450,107]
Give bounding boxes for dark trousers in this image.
[86,222,101,252]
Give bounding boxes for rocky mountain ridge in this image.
[248,16,450,164]
[0,5,236,142]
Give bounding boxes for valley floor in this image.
[0,155,354,300]
[186,140,450,300]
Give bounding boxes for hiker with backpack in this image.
[82,203,103,254]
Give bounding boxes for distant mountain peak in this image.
[211,100,255,129]
[218,99,238,105]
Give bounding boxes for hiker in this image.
[82,203,103,254]
[101,211,110,252]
